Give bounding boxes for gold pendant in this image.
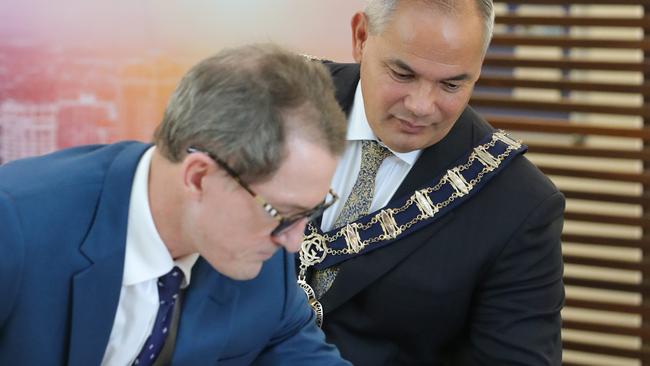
[300,232,327,267]
[298,231,327,327]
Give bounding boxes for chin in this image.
[386,137,431,153]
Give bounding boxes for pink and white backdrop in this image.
[0,0,365,163]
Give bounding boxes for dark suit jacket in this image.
[0,142,349,366]
[317,63,565,365]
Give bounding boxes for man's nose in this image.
[404,82,436,118]
[270,217,309,253]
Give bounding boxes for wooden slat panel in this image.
[564,254,646,270]
[527,144,650,160]
[491,34,650,50]
[564,320,648,337]
[483,54,650,72]
[562,234,649,248]
[564,212,650,228]
[484,114,650,140]
[539,166,650,184]
[564,278,649,293]
[496,15,650,28]
[472,94,649,117]
[566,298,650,316]
[561,190,649,206]
[562,341,650,360]
[477,75,650,94]
[563,362,594,366]
[488,4,650,363]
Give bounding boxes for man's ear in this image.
[181,153,214,198]
[351,11,370,63]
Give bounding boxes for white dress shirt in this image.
[320,82,422,232]
[101,146,199,366]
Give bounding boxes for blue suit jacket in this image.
[0,142,349,365]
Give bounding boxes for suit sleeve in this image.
[0,189,25,329]
[251,251,351,366]
[453,191,565,365]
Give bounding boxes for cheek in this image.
[376,82,408,113]
[439,93,471,120]
[194,199,239,244]
[364,69,405,111]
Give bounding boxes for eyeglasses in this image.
[186,147,338,236]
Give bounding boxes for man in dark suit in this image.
[0,44,352,365]
[298,0,565,365]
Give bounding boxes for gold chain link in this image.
[304,132,520,266]
[297,131,522,328]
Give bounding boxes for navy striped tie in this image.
[132,266,184,366]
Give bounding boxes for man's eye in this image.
[443,82,461,92]
[390,69,413,81]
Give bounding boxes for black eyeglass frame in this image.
[186,146,338,236]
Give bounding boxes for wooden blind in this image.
[479,2,649,365]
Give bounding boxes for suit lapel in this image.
[321,213,454,314]
[320,64,481,314]
[324,62,359,117]
[67,143,150,366]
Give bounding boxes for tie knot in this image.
[157,266,184,302]
[361,140,392,169]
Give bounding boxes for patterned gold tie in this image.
[310,140,392,299]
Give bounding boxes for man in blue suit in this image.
[0,44,351,365]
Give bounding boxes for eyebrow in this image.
[390,58,471,82]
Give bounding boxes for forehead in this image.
[252,136,337,210]
[374,1,485,80]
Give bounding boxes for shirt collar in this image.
[123,146,198,288]
[348,81,421,166]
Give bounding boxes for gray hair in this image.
[154,44,347,183]
[364,0,495,53]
